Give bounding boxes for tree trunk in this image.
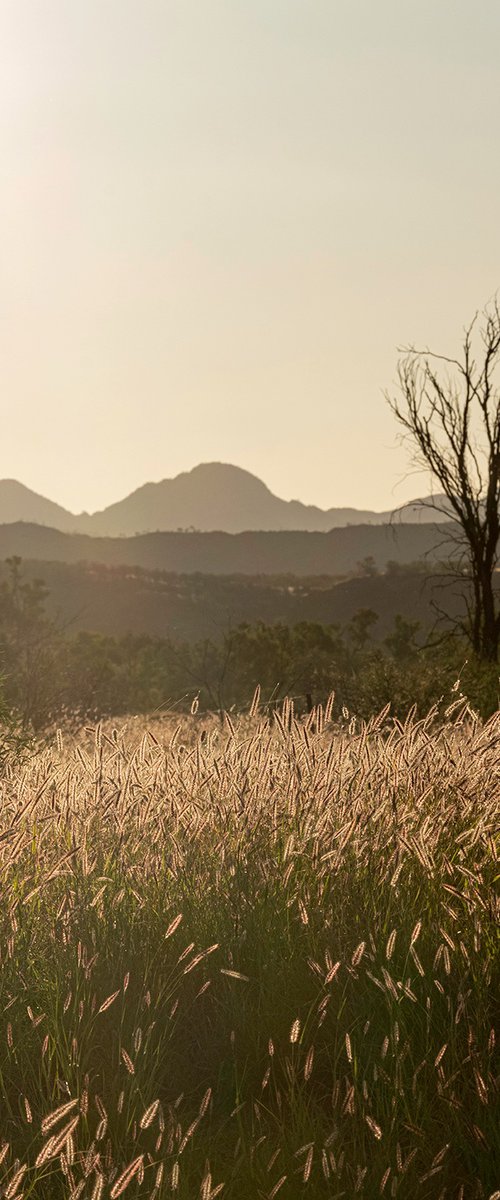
[478,568,499,662]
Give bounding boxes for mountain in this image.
[0,521,455,577]
[0,480,78,532]
[77,463,426,535]
[0,464,451,535]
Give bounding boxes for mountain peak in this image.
[178,461,274,493]
[159,462,275,496]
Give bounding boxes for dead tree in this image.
[387,300,500,662]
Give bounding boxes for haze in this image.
[1,0,499,514]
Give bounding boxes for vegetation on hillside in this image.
[0,557,479,646]
[1,558,499,728]
[0,519,455,577]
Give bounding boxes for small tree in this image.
[387,301,500,662]
[347,608,379,651]
[356,555,379,577]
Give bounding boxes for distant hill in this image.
[0,464,451,535]
[0,520,456,576]
[0,558,484,644]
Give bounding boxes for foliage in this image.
[52,620,498,724]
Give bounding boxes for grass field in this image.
[0,700,498,1198]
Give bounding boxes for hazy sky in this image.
[1,1,499,514]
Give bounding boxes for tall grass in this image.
[0,700,498,1198]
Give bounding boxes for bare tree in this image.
[387,300,500,662]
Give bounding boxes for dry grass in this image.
[0,699,498,1198]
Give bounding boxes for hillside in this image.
[0,520,456,576]
[0,558,480,643]
[0,464,450,534]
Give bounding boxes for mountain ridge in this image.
[0,463,451,536]
[0,520,455,577]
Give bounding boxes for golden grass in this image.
[0,700,498,1198]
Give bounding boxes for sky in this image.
[1,0,500,515]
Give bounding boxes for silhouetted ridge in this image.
[0,463,452,536]
[0,480,79,532]
[0,521,455,577]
